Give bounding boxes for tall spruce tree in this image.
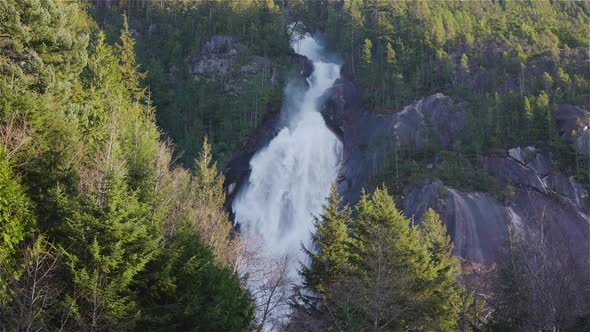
[419,208,461,331]
[300,185,352,295]
[319,188,462,331]
[117,13,145,101]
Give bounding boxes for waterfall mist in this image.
[232,33,342,281]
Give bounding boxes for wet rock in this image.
[403,180,590,267]
[403,180,511,262]
[484,156,548,194]
[295,54,314,78]
[321,78,361,138]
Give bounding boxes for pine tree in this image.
[117,13,145,101]
[323,188,463,331]
[362,38,373,65]
[386,42,396,65]
[524,96,532,119]
[194,136,226,209]
[300,185,352,294]
[331,187,433,331]
[419,208,461,331]
[189,136,233,265]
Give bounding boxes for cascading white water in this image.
[232,34,342,279]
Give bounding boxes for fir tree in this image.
[117,13,145,101]
[419,208,461,331]
[300,185,352,294]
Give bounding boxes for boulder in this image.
[555,104,589,155]
[190,57,233,76]
[391,93,466,149]
[202,35,238,55]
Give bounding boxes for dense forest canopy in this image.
[0,0,588,331]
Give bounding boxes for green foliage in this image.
[419,209,462,331]
[302,187,462,330]
[300,185,352,295]
[0,149,35,301]
[117,13,145,101]
[292,0,589,127]
[91,1,291,165]
[0,1,253,330]
[135,229,254,331]
[362,38,373,65]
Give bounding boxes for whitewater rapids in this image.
[232,34,342,279]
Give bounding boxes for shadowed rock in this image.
[403,180,510,262]
[555,104,590,155]
[404,149,589,266]
[403,180,589,267]
[484,157,548,194]
[320,78,467,204]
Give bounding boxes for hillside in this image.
[0,1,589,331]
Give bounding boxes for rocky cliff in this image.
[225,54,589,270]
[321,75,589,268]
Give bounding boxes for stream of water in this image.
[232,33,342,280]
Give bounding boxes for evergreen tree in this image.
[362,38,373,65]
[117,13,145,101]
[190,136,234,265]
[419,208,461,331]
[300,185,352,295]
[386,42,396,65]
[0,149,35,302]
[523,96,532,119]
[323,187,461,331]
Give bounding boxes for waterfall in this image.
[232,33,342,280]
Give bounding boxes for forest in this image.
[0,0,589,331]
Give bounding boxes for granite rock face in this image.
[320,77,467,204]
[186,35,239,77]
[319,80,588,267]
[403,180,511,262]
[403,149,589,267]
[225,56,589,271]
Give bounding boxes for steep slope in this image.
[320,75,589,271]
